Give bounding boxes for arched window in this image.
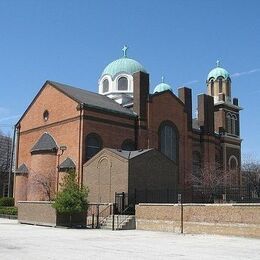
[229,156,238,170]
[227,113,237,135]
[43,110,49,121]
[118,77,128,91]
[231,114,237,135]
[121,139,135,151]
[219,78,223,93]
[226,80,230,96]
[159,121,179,163]
[102,79,109,93]
[192,152,201,178]
[226,113,232,133]
[85,133,102,160]
[210,80,214,96]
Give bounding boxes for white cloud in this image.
[231,68,260,78]
[0,107,10,117]
[181,80,199,86]
[0,115,20,123]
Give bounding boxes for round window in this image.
[43,110,49,121]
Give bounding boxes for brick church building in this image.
[14,47,242,203]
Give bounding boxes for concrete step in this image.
[100,215,136,230]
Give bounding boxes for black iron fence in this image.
[132,186,260,204]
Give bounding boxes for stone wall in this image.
[18,201,56,226]
[18,201,87,227]
[136,203,260,238]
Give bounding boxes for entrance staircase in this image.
[100,215,136,230]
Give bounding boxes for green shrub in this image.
[0,197,14,207]
[0,207,18,215]
[53,171,88,215]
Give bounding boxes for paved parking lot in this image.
[0,218,260,260]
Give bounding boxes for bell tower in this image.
[207,61,242,184]
[207,60,232,103]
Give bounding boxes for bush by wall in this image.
[0,197,14,207]
[0,207,18,215]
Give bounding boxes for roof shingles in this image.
[48,81,136,117]
[31,133,58,153]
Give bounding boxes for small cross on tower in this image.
[216,60,220,67]
[161,76,165,83]
[122,45,128,57]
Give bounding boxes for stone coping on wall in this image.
[138,203,260,207]
[18,201,54,204]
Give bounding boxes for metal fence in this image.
[132,186,260,204]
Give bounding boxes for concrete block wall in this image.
[136,203,260,238]
[18,201,56,226]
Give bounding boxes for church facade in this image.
[14,47,242,203]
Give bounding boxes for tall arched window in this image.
[210,80,214,96]
[159,121,179,163]
[102,79,109,93]
[229,157,238,170]
[226,113,232,133]
[118,77,128,91]
[231,114,237,135]
[121,139,135,151]
[226,79,230,96]
[85,133,102,160]
[219,78,223,93]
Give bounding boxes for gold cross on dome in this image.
[122,45,128,57]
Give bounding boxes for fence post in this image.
[178,193,183,234]
[91,213,94,229]
[112,203,115,231]
[96,204,99,229]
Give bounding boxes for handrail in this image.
[99,203,112,227]
[116,205,134,230]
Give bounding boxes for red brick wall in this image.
[15,83,81,202]
[147,92,192,187]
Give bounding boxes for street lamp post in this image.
[56,145,67,192]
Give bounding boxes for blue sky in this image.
[0,0,259,160]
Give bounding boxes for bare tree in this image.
[28,170,56,201]
[0,133,12,196]
[242,155,260,198]
[190,162,236,202]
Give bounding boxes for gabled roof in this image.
[16,80,136,127]
[150,89,185,108]
[16,163,29,175]
[59,157,76,171]
[48,81,136,117]
[106,148,153,159]
[31,133,58,153]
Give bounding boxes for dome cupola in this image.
[207,60,230,81]
[102,56,146,79]
[153,77,172,94]
[207,60,232,103]
[98,46,147,106]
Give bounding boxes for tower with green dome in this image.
[153,77,172,94]
[98,45,147,107]
[207,60,242,142]
[206,60,232,103]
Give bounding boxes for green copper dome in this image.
[153,78,172,94]
[207,61,230,81]
[101,57,146,78]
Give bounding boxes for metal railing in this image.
[133,186,260,204]
[116,204,134,230]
